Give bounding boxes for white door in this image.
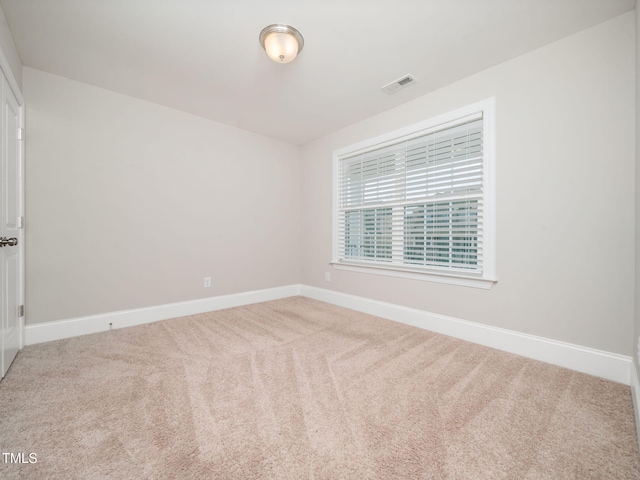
[1,74,23,379]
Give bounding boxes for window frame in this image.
[331,98,497,289]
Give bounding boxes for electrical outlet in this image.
[325,272,331,282]
[204,277,212,288]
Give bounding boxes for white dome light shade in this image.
[259,24,304,64]
[264,32,298,63]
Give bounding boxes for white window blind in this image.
[336,112,487,277]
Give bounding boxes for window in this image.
[332,99,496,288]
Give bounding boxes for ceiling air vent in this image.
[382,74,417,94]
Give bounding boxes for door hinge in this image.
[17,127,24,140]
[18,305,24,317]
[17,216,24,229]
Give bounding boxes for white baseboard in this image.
[631,362,640,448]
[300,285,632,385]
[24,284,302,346]
[24,284,632,386]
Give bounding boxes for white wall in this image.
[24,67,301,325]
[0,3,20,89]
[301,12,636,356]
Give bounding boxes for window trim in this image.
[331,98,496,289]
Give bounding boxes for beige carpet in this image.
[0,296,638,479]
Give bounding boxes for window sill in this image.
[331,261,497,289]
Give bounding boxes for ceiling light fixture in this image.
[259,24,304,64]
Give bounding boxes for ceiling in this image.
[0,0,634,145]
